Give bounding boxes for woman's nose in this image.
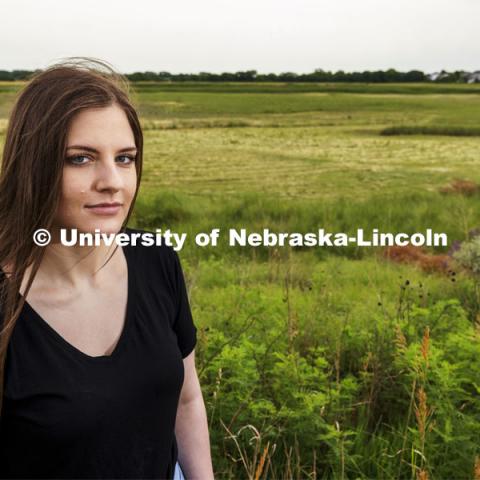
[94,157,123,191]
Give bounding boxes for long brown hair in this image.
[0,57,144,416]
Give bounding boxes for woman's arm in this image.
[175,349,215,479]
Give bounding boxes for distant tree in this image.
[404,70,425,82]
[278,72,298,82]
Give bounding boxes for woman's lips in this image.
[85,205,122,216]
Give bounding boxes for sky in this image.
[2,0,479,74]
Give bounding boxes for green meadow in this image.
[2,82,480,479]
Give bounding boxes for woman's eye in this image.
[66,155,90,166]
[117,155,136,164]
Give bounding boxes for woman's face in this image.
[53,103,138,236]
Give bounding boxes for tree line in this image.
[0,68,477,83]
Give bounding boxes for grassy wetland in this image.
[2,81,480,478]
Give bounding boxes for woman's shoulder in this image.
[122,227,181,299]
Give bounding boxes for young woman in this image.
[0,58,214,479]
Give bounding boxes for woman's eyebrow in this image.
[66,145,137,153]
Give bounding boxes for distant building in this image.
[426,71,450,81]
[465,71,480,83]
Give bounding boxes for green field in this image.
[2,82,480,479]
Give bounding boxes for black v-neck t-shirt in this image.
[0,227,197,479]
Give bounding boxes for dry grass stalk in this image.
[474,456,480,480]
[254,442,270,480]
[416,469,429,480]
